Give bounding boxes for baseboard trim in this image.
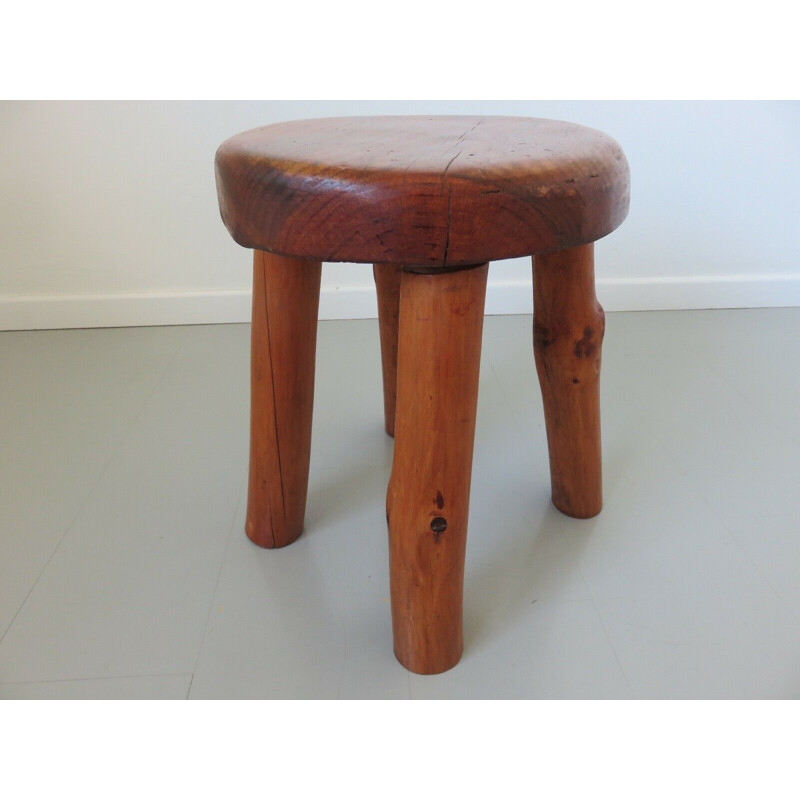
[2,274,799,331]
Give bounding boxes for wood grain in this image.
[372,262,403,436]
[246,250,321,548]
[533,244,604,518]
[387,263,488,674]
[216,116,630,268]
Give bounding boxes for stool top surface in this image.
[215,115,629,268]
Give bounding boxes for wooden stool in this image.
[215,116,630,674]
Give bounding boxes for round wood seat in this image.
[215,115,630,268]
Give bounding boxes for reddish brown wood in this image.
[533,244,604,519]
[216,116,630,268]
[387,263,488,674]
[246,250,321,548]
[372,262,403,436]
[216,116,630,673]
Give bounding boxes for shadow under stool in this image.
[215,115,630,674]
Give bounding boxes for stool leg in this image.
[246,250,322,548]
[373,263,403,437]
[533,243,604,519]
[387,263,488,674]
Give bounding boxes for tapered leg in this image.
[387,263,488,674]
[533,243,604,519]
[373,263,403,436]
[246,250,322,548]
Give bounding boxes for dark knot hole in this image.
[430,517,447,534]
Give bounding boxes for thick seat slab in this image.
[215,115,630,268]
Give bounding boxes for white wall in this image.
[1,101,798,329]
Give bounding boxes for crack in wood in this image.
[261,253,285,547]
[439,121,482,266]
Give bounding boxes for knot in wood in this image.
[431,517,448,534]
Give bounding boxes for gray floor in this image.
[1,309,799,699]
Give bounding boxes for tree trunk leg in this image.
[533,243,604,519]
[373,263,403,437]
[387,263,489,674]
[246,250,322,548]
